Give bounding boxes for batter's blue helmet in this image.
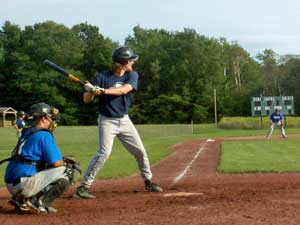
[112,46,138,64]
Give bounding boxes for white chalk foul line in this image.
[173,139,209,185]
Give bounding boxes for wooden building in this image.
[0,107,17,127]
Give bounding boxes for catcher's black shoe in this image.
[9,192,34,212]
[26,198,57,214]
[9,198,30,212]
[145,180,163,192]
[73,186,96,199]
[38,206,57,214]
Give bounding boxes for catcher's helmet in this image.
[28,102,60,122]
[112,46,138,64]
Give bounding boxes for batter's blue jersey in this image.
[5,128,63,184]
[92,70,138,118]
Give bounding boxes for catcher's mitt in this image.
[63,155,81,185]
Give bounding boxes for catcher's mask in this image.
[27,102,60,132]
[112,46,138,65]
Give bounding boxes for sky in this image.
[1,0,300,57]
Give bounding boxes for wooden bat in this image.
[44,60,85,85]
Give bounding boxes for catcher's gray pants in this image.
[81,114,152,188]
[6,166,67,198]
[266,122,287,138]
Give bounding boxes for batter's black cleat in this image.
[73,186,96,199]
[145,180,163,192]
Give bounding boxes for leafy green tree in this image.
[0,21,267,124]
[0,21,25,108]
[279,58,300,114]
[154,95,191,123]
[256,49,280,95]
[72,23,117,79]
[17,21,85,121]
[215,40,263,117]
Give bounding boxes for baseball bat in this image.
[44,60,85,85]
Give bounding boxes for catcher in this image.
[3,102,81,213]
[266,108,287,139]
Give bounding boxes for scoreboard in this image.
[251,96,295,116]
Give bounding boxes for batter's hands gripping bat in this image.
[44,60,85,85]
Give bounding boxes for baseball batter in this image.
[266,108,287,139]
[73,46,163,199]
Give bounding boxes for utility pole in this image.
[214,88,217,128]
[260,94,263,129]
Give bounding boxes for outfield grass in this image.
[219,138,300,173]
[1,125,300,187]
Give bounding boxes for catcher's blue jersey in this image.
[5,128,62,184]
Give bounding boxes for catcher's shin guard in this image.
[39,178,71,207]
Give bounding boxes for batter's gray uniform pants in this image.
[81,114,152,188]
[266,122,287,138]
[6,166,67,198]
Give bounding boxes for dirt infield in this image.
[1,134,300,225]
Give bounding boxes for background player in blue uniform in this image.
[14,111,26,138]
[5,103,81,213]
[73,46,163,199]
[266,108,287,139]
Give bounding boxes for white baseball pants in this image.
[7,166,67,198]
[266,122,287,138]
[81,114,152,188]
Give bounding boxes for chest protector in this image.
[0,128,51,166]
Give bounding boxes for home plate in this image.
[207,138,215,142]
[163,192,204,197]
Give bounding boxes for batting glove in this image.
[94,86,105,95]
[84,82,104,95]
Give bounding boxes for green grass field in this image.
[0,125,198,187]
[1,124,300,187]
[219,138,300,173]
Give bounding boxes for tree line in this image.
[1,21,300,125]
